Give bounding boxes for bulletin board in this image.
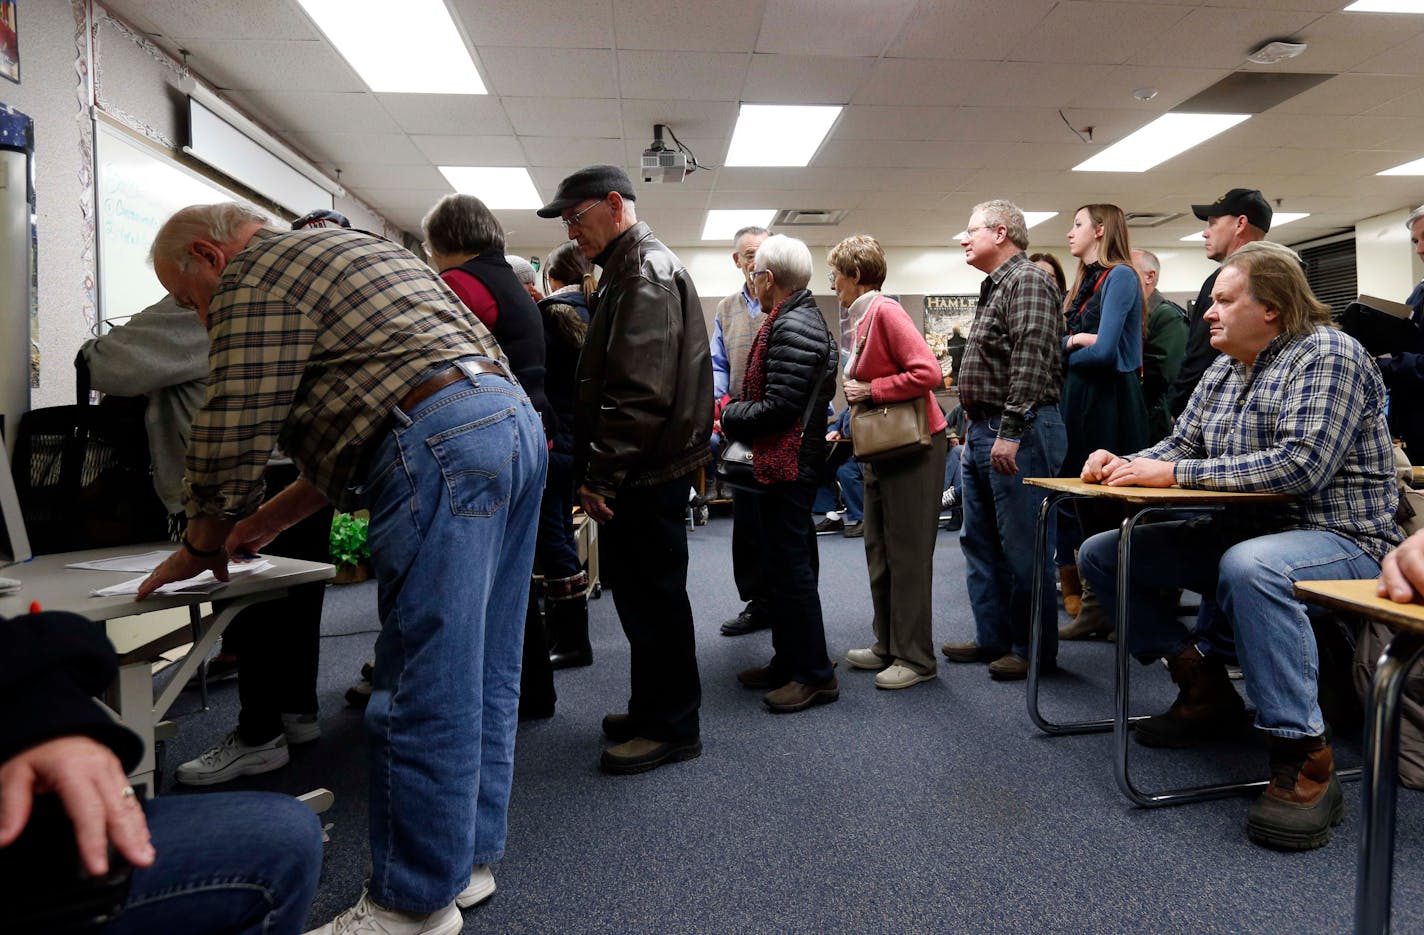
[93,119,244,323]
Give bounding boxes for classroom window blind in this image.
[1297,237,1357,319]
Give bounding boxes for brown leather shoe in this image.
[600,736,702,774]
[1059,565,1083,618]
[736,663,784,690]
[1134,645,1249,748]
[601,712,638,743]
[941,641,1001,663]
[1247,736,1344,850]
[763,676,840,713]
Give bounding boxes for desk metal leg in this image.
[1355,631,1424,935]
[190,605,209,710]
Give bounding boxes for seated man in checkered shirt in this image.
[1077,241,1401,853]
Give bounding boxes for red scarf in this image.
[740,298,803,485]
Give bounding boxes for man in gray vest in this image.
[712,226,773,637]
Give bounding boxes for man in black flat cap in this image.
[538,165,712,774]
[1165,188,1272,417]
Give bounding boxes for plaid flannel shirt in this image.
[183,228,505,517]
[1139,325,1401,563]
[957,251,1065,440]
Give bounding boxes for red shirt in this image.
[439,268,499,328]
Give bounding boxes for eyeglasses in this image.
[560,200,605,233]
[827,270,839,286]
[750,268,770,279]
[963,225,999,238]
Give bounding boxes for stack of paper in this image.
[90,559,274,598]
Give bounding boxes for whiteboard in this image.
[94,120,249,323]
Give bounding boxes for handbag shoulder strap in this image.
[851,299,880,381]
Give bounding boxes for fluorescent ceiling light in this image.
[1345,0,1424,12]
[1179,213,1309,241]
[724,105,842,167]
[438,167,542,209]
[954,211,1057,240]
[1073,113,1250,173]
[1379,156,1424,175]
[297,0,485,94]
[701,209,777,241]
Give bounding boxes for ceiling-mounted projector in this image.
[640,124,689,183]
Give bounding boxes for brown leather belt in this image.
[399,359,507,413]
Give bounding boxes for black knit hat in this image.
[536,165,637,219]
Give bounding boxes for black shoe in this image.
[943,509,963,532]
[720,606,771,637]
[814,516,844,535]
[600,736,702,775]
[547,598,592,669]
[842,522,864,539]
[345,678,372,710]
[601,712,639,743]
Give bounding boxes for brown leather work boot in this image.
[1246,735,1344,850]
[1134,645,1249,748]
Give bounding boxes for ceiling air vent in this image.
[772,208,849,227]
[1126,212,1183,228]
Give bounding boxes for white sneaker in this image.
[282,711,321,744]
[305,891,462,935]
[940,488,957,509]
[175,730,289,786]
[875,664,937,690]
[456,864,496,908]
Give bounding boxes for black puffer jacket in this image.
[721,289,839,485]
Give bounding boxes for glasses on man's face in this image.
[560,200,605,233]
[963,224,997,238]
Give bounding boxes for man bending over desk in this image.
[1078,241,1400,851]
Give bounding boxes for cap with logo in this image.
[1190,188,1272,233]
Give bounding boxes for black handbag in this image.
[717,333,832,492]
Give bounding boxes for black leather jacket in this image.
[575,222,712,494]
[721,289,838,485]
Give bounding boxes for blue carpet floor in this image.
[157,511,1424,933]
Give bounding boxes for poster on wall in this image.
[923,294,976,386]
[0,1,17,85]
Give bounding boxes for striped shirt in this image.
[183,228,505,516]
[1140,325,1400,563]
[958,251,1065,440]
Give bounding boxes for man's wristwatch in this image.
[182,537,224,559]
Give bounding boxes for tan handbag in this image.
[847,301,932,463]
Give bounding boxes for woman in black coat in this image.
[720,234,840,714]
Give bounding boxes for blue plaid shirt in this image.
[1137,325,1401,563]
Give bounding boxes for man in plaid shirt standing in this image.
[1078,241,1401,852]
[139,202,545,934]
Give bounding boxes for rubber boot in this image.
[1247,735,1343,850]
[1134,644,1249,748]
[1059,564,1083,618]
[547,571,592,669]
[519,580,556,720]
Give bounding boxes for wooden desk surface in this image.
[1295,579,1424,633]
[1024,476,1292,506]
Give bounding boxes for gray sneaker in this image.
[176,730,289,786]
[281,712,321,744]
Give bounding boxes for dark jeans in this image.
[758,481,833,684]
[601,474,701,741]
[731,488,768,612]
[535,449,580,580]
[225,463,334,746]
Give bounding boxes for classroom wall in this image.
[1356,206,1419,301]
[8,3,398,411]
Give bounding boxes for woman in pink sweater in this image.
[830,235,948,691]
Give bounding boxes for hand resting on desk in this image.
[1380,528,1424,603]
[1080,448,1176,487]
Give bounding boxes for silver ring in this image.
[120,786,136,800]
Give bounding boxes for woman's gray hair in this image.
[421,193,505,255]
[149,203,274,269]
[973,199,1029,250]
[753,233,813,291]
[1407,204,1424,231]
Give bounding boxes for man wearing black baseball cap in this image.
[1165,188,1272,417]
[539,165,712,775]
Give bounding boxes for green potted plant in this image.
[329,511,371,584]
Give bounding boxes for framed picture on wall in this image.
[0,0,17,85]
[924,294,976,386]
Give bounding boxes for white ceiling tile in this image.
[522,137,629,167]
[617,52,748,102]
[816,139,1001,170]
[377,94,513,136]
[1063,66,1231,111]
[1294,12,1424,74]
[854,60,977,106]
[612,0,766,52]
[756,0,918,57]
[224,90,401,135]
[620,100,739,140]
[1273,74,1424,116]
[502,98,624,137]
[831,105,959,141]
[1012,2,1195,66]
[284,132,432,166]
[182,39,364,92]
[742,54,873,105]
[1123,7,1323,70]
[411,135,528,165]
[960,63,1102,109]
[478,48,617,98]
[102,0,320,41]
[1351,30,1424,76]
[329,165,451,190]
[886,0,1058,61]
[448,0,615,48]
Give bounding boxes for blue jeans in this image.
[1078,518,1382,738]
[360,363,545,911]
[960,406,1066,660]
[105,792,321,935]
[943,443,962,493]
[836,457,864,523]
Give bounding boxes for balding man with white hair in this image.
[136,202,546,934]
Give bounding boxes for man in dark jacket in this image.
[538,165,712,774]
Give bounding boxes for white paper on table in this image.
[91,560,274,597]
[67,550,177,573]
